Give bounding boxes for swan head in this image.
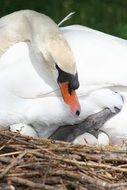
[49,34,81,116]
[51,35,81,116]
[37,25,81,116]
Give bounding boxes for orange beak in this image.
[59,82,81,116]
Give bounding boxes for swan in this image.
[0,10,124,144]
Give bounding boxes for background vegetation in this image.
[0,0,127,38]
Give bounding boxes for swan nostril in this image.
[76,110,80,116]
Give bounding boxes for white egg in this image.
[73,131,110,146]
[98,132,110,146]
[73,132,98,145]
[10,123,38,137]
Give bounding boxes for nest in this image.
[0,129,127,190]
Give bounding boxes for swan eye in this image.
[56,64,79,94]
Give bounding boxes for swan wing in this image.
[61,25,127,94]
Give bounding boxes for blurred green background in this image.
[0,0,127,38]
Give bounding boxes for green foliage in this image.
[0,0,127,38]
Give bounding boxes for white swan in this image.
[0,10,124,144]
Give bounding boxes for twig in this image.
[6,171,40,177]
[42,158,52,185]
[0,156,12,164]
[50,170,110,190]
[55,157,127,173]
[8,177,63,190]
[0,132,18,151]
[0,150,27,178]
[0,151,22,157]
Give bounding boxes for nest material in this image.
[0,129,127,190]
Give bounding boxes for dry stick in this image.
[8,177,63,190]
[0,130,119,152]
[0,132,18,151]
[5,132,82,151]
[7,171,40,177]
[28,150,127,173]
[49,177,68,186]
[55,157,127,173]
[107,182,127,189]
[60,178,68,190]
[16,160,73,171]
[70,151,121,161]
[32,149,58,160]
[42,158,52,186]
[42,176,62,185]
[9,175,61,185]
[73,160,113,183]
[65,180,87,190]
[3,135,56,156]
[0,184,15,190]
[32,151,127,173]
[118,164,127,168]
[0,151,22,157]
[77,152,127,163]
[50,170,109,190]
[0,131,38,149]
[0,156,13,164]
[0,150,27,179]
[16,161,44,169]
[51,170,127,190]
[0,149,39,157]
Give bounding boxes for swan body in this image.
[0,10,126,144]
[0,40,122,139]
[62,25,127,92]
[61,25,127,145]
[101,93,127,145]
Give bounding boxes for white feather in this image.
[58,12,75,26]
